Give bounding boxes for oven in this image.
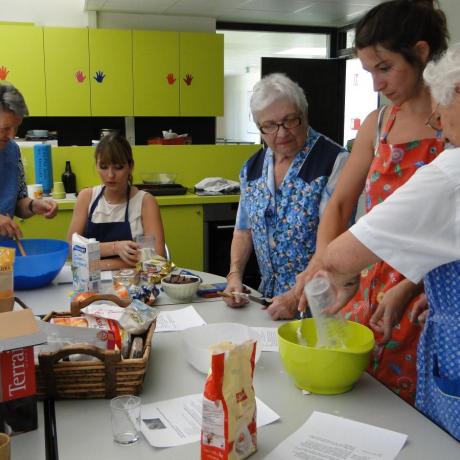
[203,203,260,290]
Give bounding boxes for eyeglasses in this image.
[425,104,442,131]
[258,116,302,134]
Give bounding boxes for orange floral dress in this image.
[340,105,444,404]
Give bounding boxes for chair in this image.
[164,243,171,262]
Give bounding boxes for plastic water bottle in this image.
[304,273,347,349]
[34,144,53,196]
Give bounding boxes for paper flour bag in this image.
[201,340,257,460]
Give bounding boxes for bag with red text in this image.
[201,340,257,460]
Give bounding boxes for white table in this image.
[13,272,460,459]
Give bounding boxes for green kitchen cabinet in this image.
[0,25,46,116]
[179,32,224,116]
[44,27,91,116]
[89,28,133,116]
[160,205,203,271]
[133,30,180,116]
[133,31,223,116]
[16,210,73,241]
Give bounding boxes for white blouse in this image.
[350,147,460,283]
[88,184,147,240]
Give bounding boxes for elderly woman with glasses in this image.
[316,43,460,442]
[224,73,348,319]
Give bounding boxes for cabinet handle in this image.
[216,225,235,230]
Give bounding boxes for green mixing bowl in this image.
[278,319,375,395]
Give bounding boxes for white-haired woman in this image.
[319,43,460,441]
[224,73,348,319]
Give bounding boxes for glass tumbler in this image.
[110,395,141,444]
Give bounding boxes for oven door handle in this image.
[215,224,235,230]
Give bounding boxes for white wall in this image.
[0,0,90,27]
[440,0,460,44]
[0,1,214,32]
[216,72,260,143]
[97,12,214,32]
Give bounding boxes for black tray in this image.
[136,183,188,196]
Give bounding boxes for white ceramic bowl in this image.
[181,322,262,374]
[161,275,201,301]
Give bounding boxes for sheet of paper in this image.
[251,327,279,352]
[141,393,279,448]
[263,411,407,460]
[53,264,73,284]
[155,306,207,332]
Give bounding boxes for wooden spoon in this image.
[14,236,27,257]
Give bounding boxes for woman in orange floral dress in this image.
[296,0,449,404]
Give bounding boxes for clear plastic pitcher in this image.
[304,273,347,349]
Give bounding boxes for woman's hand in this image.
[410,293,429,326]
[264,288,298,320]
[223,272,248,308]
[294,254,325,313]
[0,214,21,238]
[114,240,140,266]
[369,281,422,344]
[33,198,58,218]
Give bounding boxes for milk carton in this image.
[71,233,101,292]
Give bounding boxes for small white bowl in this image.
[181,322,261,374]
[161,275,201,301]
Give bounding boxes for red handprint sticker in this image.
[183,73,193,86]
[166,73,176,85]
[75,70,86,83]
[0,66,10,81]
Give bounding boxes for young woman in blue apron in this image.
[66,133,165,271]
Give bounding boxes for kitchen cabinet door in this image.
[16,210,73,241]
[179,32,224,116]
[0,25,46,116]
[44,27,90,116]
[133,30,180,116]
[89,28,133,116]
[160,205,203,271]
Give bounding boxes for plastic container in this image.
[181,323,261,374]
[34,144,53,196]
[0,239,68,290]
[278,319,374,394]
[304,273,347,349]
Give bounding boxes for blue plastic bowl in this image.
[0,239,69,290]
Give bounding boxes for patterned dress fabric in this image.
[340,105,444,404]
[238,129,346,297]
[419,262,460,441]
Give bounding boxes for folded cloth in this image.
[195,177,240,193]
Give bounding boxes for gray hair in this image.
[0,83,29,117]
[424,43,460,106]
[250,73,308,122]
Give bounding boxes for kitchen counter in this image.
[52,192,240,210]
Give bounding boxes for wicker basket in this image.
[35,294,156,399]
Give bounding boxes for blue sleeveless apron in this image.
[417,261,460,441]
[84,186,133,242]
[0,141,19,241]
[242,130,343,297]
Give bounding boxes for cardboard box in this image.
[72,233,101,292]
[0,308,46,435]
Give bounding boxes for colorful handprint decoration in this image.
[166,73,176,85]
[75,70,86,83]
[93,70,106,83]
[183,73,193,86]
[0,66,10,81]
